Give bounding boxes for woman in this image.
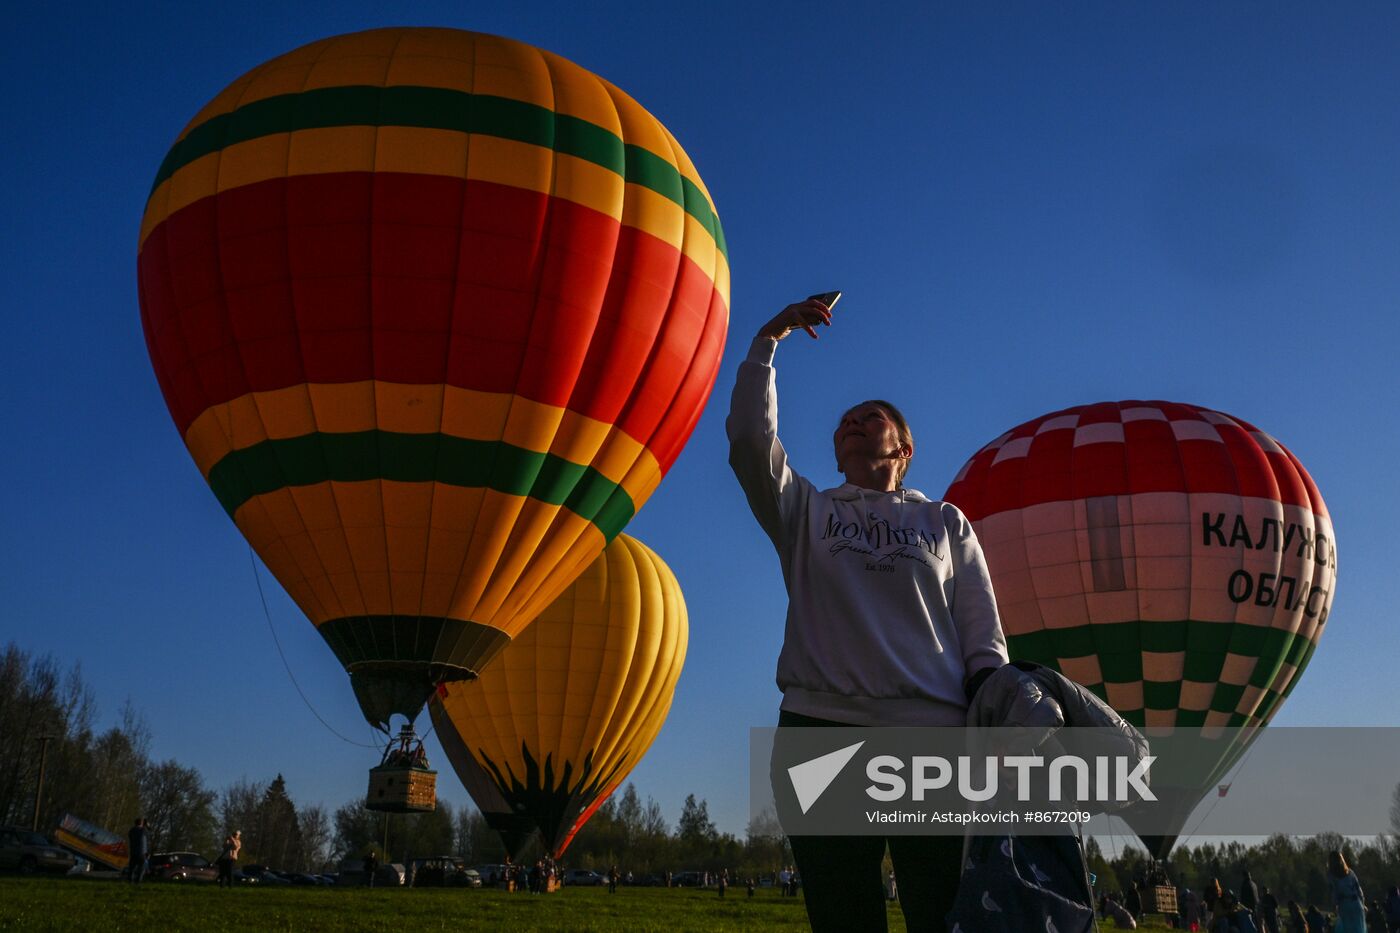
[1205,878,1225,914]
[727,297,1008,932]
[216,829,241,888]
[1285,899,1310,933]
[1330,850,1367,932]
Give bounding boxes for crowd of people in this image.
[1098,851,1400,932]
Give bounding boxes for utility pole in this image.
[32,735,55,832]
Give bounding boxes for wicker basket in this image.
[1142,885,1179,915]
[366,765,437,813]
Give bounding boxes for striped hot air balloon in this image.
[944,401,1335,856]
[431,534,686,858]
[138,28,728,729]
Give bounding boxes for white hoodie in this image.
[727,337,1008,726]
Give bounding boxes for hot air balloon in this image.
[944,401,1336,857]
[430,533,686,859]
[137,28,728,738]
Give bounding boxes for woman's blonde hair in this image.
[1328,850,1349,877]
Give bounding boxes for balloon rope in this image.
[1178,735,1263,844]
[249,547,381,749]
[1181,722,1271,846]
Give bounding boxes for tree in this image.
[220,778,261,841]
[390,800,455,864]
[744,805,789,875]
[677,794,717,844]
[454,805,504,864]
[0,645,93,828]
[332,802,384,863]
[141,759,217,854]
[298,804,332,872]
[251,775,303,869]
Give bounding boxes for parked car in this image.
[563,868,604,886]
[474,863,510,886]
[284,872,327,886]
[241,864,291,885]
[0,827,77,875]
[148,851,218,882]
[408,856,480,888]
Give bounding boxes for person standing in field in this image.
[126,818,148,885]
[728,296,1007,933]
[1330,850,1367,933]
[216,829,241,888]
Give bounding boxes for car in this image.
[285,872,327,886]
[0,827,78,875]
[241,863,292,885]
[563,868,604,886]
[408,856,480,888]
[147,851,218,882]
[474,863,510,886]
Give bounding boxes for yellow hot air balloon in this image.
[430,534,686,858]
[137,28,729,732]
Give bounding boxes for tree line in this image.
[0,642,794,875]
[20,639,1394,891]
[1087,833,1400,911]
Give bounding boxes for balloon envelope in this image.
[138,28,728,728]
[431,534,687,858]
[945,401,1335,856]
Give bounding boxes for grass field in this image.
[0,876,878,932]
[0,876,1177,931]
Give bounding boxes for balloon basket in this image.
[366,726,437,813]
[1143,885,1178,915]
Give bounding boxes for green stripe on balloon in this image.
[1007,621,1316,663]
[1007,621,1319,684]
[149,85,726,259]
[1210,684,1246,713]
[1143,681,1182,709]
[206,431,636,540]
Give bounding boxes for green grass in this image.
[0,877,1181,931]
[0,876,886,932]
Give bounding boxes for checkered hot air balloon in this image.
[944,401,1335,857]
[138,28,727,730]
[430,534,686,859]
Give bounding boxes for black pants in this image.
[129,858,146,885]
[777,710,965,933]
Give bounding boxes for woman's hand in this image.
[756,298,833,341]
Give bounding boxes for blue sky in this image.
[3,2,1397,840]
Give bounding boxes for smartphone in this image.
[807,290,842,310]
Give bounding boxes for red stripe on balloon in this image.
[944,402,1324,518]
[139,172,718,439]
[646,287,730,472]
